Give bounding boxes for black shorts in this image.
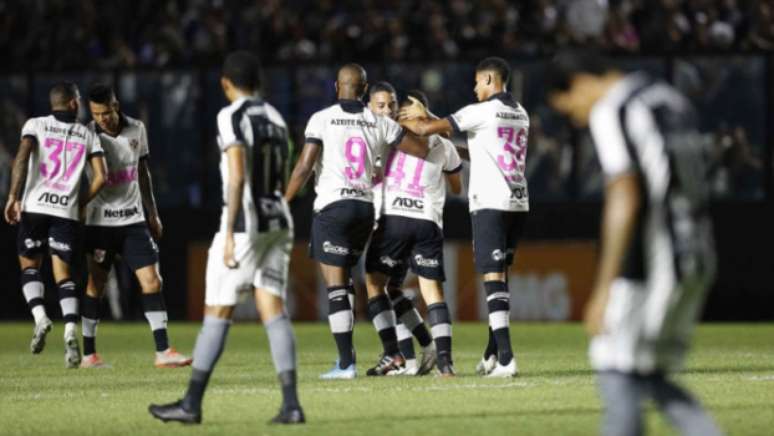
[17,212,80,264]
[471,209,527,274]
[85,223,159,271]
[309,200,374,267]
[365,215,445,281]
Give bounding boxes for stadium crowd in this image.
[1,0,773,70]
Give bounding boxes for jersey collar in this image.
[52,111,77,123]
[338,99,365,113]
[486,92,519,109]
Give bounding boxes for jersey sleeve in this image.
[216,108,242,151]
[380,115,406,148]
[440,137,463,173]
[447,103,485,134]
[20,119,38,142]
[87,130,104,157]
[303,112,324,147]
[589,102,634,178]
[138,122,150,158]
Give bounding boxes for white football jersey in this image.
[381,134,462,227]
[217,96,292,234]
[20,113,103,220]
[85,115,148,226]
[448,92,530,212]
[304,100,405,211]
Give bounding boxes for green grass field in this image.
[1,322,773,435]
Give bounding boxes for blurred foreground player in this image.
[284,64,428,379]
[548,50,721,436]
[4,82,106,368]
[79,84,191,369]
[149,51,304,425]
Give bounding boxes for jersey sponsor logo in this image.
[103,206,140,219]
[322,240,349,256]
[48,237,71,252]
[105,167,138,187]
[510,187,528,200]
[330,119,376,128]
[24,238,43,249]
[379,256,401,268]
[37,192,70,206]
[339,188,366,197]
[414,254,439,268]
[391,197,424,210]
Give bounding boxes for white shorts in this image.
[205,228,292,307]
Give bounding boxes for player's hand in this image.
[223,233,238,269]
[398,96,428,121]
[3,198,21,225]
[148,214,163,241]
[399,118,422,134]
[583,291,608,337]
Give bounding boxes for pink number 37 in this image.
[40,138,86,182]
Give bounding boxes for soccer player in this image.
[149,51,304,425]
[547,50,721,436]
[78,84,192,369]
[366,89,463,376]
[400,57,530,377]
[368,83,438,376]
[3,82,107,368]
[284,64,429,379]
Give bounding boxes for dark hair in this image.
[400,89,430,109]
[476,57,511,85]
[49,82,78,106]
[88,83,116,105]
[369,81,396,97]
[545,49,610,93]
[222,51,261,90]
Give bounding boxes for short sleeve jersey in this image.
[381,134,462,227]
[447,92,530,212]
[85,115,148,226]
[304,99,405,211]
[20,114,103,220]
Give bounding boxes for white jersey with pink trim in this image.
[85,115,149,226]
[447,92,530,212]
[19,114,103,221]
[304,99,405,212]
[381,134,462,228]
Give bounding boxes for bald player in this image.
[285,64,429,379]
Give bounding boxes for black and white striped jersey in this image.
[216,96,291,234]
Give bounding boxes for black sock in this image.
[392,291,433,347]
[412,324,433,348]
[327,286,354,369]
[153,329,169,352]
[81,295,100,355]
[182,368,210,413]
[367,294,399,356]
[484,327,497,359]
[427,302,453,362]
[485,281,513,365]
[278,370,300,410]
[398,337,415,360]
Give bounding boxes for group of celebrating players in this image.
[5,49,722,435]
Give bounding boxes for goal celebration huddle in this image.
[4,50,720,435]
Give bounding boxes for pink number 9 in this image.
[344,136,367,180]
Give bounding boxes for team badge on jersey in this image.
[130,139,139,149]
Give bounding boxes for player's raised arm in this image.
[284,141,321,203]
[3,136,36,225]
[584,172,641,336]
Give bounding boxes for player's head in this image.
[88,83,121,134]
[221,51,261,102]
[49,82,80,113]
[401,89,430,110]
[368,81,397,119]
[336,63,368,100]
[546,49,616,127]
[474,57,511,101]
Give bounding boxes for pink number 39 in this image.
[496,127,527,182]
[344,136,367,180]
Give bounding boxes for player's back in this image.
[20,114,101,221]
[216,96,290,234]
[449,94,530,213]
[304,100,403,212]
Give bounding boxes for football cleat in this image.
[269,407,305,425]
[366,354,405,376]
[148,400,201,424]
[80,353,111,368]
[30,317,53,354]
[64,330,81,369]
[416,343,437,375]
[155,348,193,368]
[485,358,519,378]
[475,354,498,376]
[320,360,357,380]
[436,356,456,377]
